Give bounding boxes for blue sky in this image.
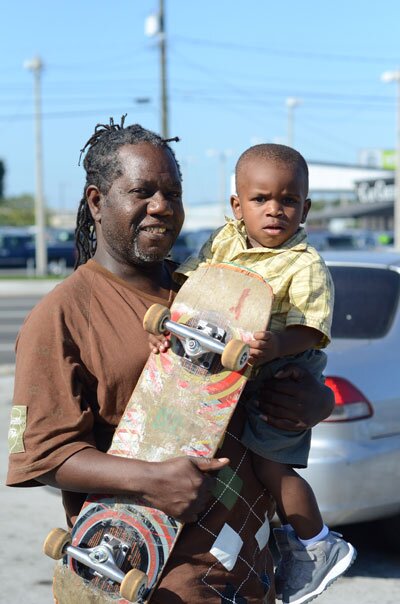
[1,0,400,213]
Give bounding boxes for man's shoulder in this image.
[25,263,97,324]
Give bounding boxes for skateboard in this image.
[44,262,273,603]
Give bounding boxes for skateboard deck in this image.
[46,262,273,603]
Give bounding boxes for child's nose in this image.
[265,199,283,215]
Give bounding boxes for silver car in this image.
[299,250,400,540]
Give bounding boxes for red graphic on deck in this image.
[229,288,250,320]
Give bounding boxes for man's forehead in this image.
[117,144,180,179]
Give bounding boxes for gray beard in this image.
[131,238,168,265]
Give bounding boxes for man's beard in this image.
[130,236,170,265]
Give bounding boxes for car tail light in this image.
[324,376,373,422]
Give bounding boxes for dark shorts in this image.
[241,349,327,468]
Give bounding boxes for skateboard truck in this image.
[44,528,148,602]
[143,304,250,371]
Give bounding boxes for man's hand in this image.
[142,456,230,523]
[255,364,335,431]
[38,449,229,525]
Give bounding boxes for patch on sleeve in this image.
[8,406,27,454]
[210,523,243,571]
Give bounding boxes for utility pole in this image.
[24,56,47,275]
[159,0,168,138]
[382,70,400,250]
[145,1,169,138]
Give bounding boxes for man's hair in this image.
[235,143,309,193]
[75,115,181,268]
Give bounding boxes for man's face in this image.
[231,158,310,249]
[94,142,184,266]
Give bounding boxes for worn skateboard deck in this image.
[49,263,273,603]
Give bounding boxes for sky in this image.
[1,0,400,215]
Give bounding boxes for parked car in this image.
[299,250,400,545]
[0,227,35,267]
[169,228,214,264]
[306,229,378,251]
[0,227,76,271]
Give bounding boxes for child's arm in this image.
[249,325,323,366]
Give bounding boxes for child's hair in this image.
[75,115,181,268]
[235,143,309,193]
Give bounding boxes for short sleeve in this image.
[6,298,97,487]
[286,259,334,347]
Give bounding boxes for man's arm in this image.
[256,364,335,431]
[37,448,229,523]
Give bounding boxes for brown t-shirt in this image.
[7,259,276,603]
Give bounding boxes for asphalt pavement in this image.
[1,280,400,603]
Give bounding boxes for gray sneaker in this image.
[282,530,357,604]
[273,527,296,600]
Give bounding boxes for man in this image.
[7,119,334,603]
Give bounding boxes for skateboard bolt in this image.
[89,547,109,564]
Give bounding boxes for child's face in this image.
[231,158,311,249]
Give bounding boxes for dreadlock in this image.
[75,115,181,268]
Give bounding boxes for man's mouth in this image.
[141,226,169,234]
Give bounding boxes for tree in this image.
[0,194,36,226]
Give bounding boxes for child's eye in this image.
[254,195,266,203]
[283,196,297,205]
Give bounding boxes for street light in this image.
[24,56,47,275]
[381,70,400,250]
[286,97,301,147]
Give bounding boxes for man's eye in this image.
[168,192,182,200]
[131,188,150,196]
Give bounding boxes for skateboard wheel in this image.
[43,528,71,560]
[120,568,148,602]
[143,304,171,335]
[221,339,250,371]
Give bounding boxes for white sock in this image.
[298,524,329,547]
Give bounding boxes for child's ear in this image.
[301,198,311,223]
[230,195,243,220]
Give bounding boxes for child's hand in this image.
[149,333,170,354]
[248,331,280,366]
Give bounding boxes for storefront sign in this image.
[356,179,394,204]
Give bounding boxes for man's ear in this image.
[230,194,243,220]
[86,185,102,223]
[301,198,311,224]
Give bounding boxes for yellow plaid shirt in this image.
[175,220,334,348]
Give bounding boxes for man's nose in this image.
[147,193,173,215]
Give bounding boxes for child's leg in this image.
[253,453,324,540]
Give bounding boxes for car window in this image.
[329,266,400,338]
